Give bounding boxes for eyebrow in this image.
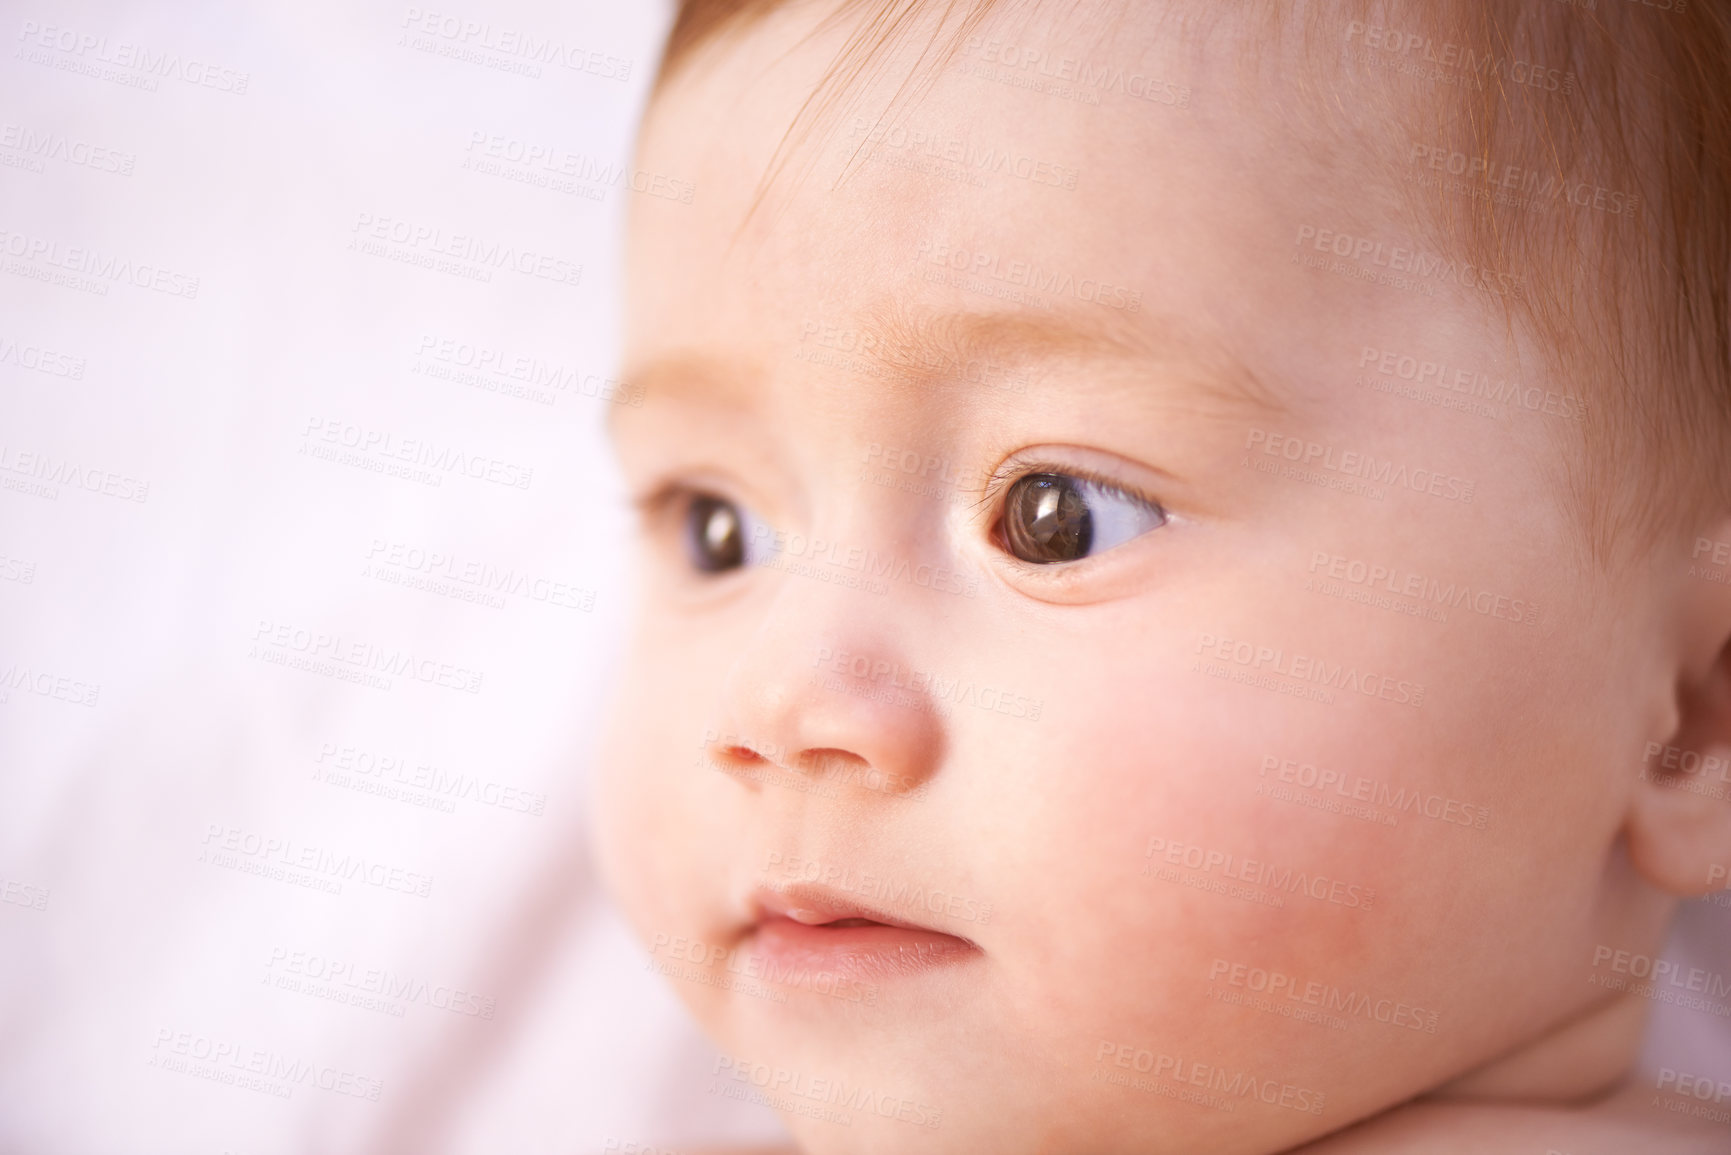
[613,302,1290,430]
[858,301,1290,418]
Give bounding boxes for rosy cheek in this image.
[1025,679,1441,1019]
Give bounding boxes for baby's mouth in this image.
[744,885,983,984]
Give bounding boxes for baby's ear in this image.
[1626,518,1731,897]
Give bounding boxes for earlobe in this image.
[1626,523,1731,897]
[1625,727,1731,897]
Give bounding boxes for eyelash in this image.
[632,481,686,521]
[632,481,727,551]
[978,460,1165,520]
[634,478,748,527]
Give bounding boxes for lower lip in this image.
[747,916,980,985]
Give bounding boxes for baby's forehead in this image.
[630,6,1462,419]
[645,0,1420,184]
[636,1,1435,293]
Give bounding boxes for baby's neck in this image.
[689,994,1655,1155]
[1429,990,1648,1105]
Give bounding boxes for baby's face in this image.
[598,5,1678,1152]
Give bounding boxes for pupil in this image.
[688,495,745,572]
[1003,474,1092,563]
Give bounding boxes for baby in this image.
[594,0,1731,1151]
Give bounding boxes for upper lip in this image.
[748,883,968,940]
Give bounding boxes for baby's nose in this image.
[707,610,946,801]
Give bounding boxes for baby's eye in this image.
[685,494,751,573]
[995,472,1167,564]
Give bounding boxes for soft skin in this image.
[594,3,1731,1152]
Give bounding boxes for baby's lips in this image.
[747,881,977,944]
[751,884,910,930]
[741,882,985,985]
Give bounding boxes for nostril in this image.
[797,747,867,778]
[705,741,778,793]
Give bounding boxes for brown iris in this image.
[1001,473,1093,563]
[687,495,745,572]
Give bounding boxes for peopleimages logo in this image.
[0,122,134,175]
[1357,344,1586,421]
[250,618,485,695]
[149,1029,382,1100]
[812,646,1042,722]
[265,947,495,1019]
[348,212,583,287]
[1656,1067,1731,1106]
[15,21,252,93]
[0,227,200,298]
[0,334,86,378]
[959,36,1191,107]
[710,1056,942,1129]
[1245,429,1475,505]
[913,239,1142,311]
[0,443,148,503]
[1195,631,1426,709]
[846,116,1080,190]
[1144,835,1376,910]
[1092,1041,1326,1115]
[1293,224,1524,298]
[1589,946,1731,1003]
[301,418,533,491]
[1258,754,1490,830]
[0,877,50,912]
[201,823,435,898]
[0,662,100,707]
[1642,740,1730,782]
[749,525,979,598]
[1206,958,1440,1033]
[1345,20,1577,95]
[1306,551,1538,627]
[1404,145,1639,219]
[398,7,632,81]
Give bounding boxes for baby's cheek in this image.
[592,641,720,948]
[998,690,1488,1095]
[592,689,668,936]
[1028,819,1445,1124]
